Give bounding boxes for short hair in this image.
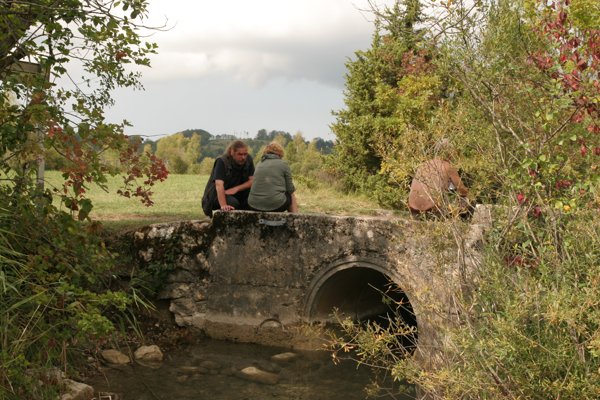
[263,142,285,158]
[225,140,248,157]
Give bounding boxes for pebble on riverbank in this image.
[101,349,130,365]
[270,352,298,363]
[238,366,280,385]
[134,345,164,362]
[60,379,94,400]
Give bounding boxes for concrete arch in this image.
[304,257,418,351]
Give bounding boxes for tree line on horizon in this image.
[45,127,335,176]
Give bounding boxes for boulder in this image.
[255,360,281,373]
[199,360,221,370]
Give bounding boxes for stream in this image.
[86,337,414,400]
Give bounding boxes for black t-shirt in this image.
[213,155,255,189]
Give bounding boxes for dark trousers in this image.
[211,190,250,211]
[248,192,292,212]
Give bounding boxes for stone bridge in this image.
[124,206,492,364]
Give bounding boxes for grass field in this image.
[44,170,390,230]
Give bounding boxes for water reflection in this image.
[86,338,413,400]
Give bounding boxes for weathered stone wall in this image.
[119,220,215,327]
[119,206,492,364]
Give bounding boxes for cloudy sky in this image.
[104,0,393,141]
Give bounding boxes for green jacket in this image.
[248,154,295,211]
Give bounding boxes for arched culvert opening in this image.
[306,263,418,355]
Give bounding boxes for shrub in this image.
[0,185,130,398]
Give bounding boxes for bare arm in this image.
[289,192,299,213]
[215,180,234,211]
[447,167,468,197]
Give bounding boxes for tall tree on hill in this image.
[256,129,269,140]
[180,128,212,145]
[255,129,293,143]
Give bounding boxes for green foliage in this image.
[0,1,167,396]
[0,0,167,210]
[329,0,545,209]
[156,132,201,174]
[191,156,216,176]
[569,0,600,29]
[329,0,457,208]
[330,0,600,398]
[407,212,600,399]
[284,133,326,180]
[0,185,130,398]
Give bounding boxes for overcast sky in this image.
[104,0,393,141]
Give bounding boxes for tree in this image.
[0,0,167,210]
[283,133,326,185]
[329,0,502,208]
[302,140,325,176]
[256,128,269,140]
[329,0,438,206]
[180,128,212,146]
[285,133,304,164]
[313,137,334,154]
[270,132,286,147]
[197,156,216,175]
[156,133,201,174]
[267,130,292,143]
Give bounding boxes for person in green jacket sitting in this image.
[248,142,298,213]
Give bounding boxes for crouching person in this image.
[201,140,254,217]
[248,142,298,213]
[408,139,469,217]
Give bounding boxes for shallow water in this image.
[86,338,413,400]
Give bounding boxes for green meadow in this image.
[44,170,388,230]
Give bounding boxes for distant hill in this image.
[142,128,334,162]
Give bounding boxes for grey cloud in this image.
[155,29,371,88]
